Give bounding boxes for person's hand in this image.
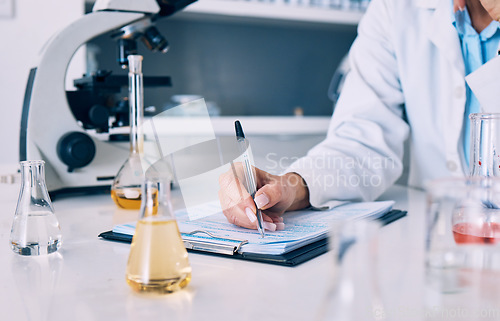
[479,0,500,21]
[218,164,310,231]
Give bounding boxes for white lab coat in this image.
[286,0,500,208]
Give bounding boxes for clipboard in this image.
[99,209,407,267]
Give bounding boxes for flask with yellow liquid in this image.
[126,169,191,294]
[111,54,146,209]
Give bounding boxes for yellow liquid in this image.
[111,187,143,209]
[126,220,191,294]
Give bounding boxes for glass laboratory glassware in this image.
[10,160,62,256]
[125,171,192,294]
[316,219,386,321]
[425,177,500,317]
[426,177,500,292]
[111,55,146,209]
[469,113,500,177]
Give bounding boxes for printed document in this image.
[113,200,394,255]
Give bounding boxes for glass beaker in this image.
[426,177,500,291]
[469,113,500,177]
[316,219,385,321]
[111,55,146,209]
[125,170,191,294]
[10,160,62,256]
[425,177,500,317]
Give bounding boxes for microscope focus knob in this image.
[57,132,96,172]
[88,104,110,130]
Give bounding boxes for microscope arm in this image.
[21,11,148,190]
[21,0,197,193]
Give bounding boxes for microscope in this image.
[19,0,196,197]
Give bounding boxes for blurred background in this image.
[0,0,364,165]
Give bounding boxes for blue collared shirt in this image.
[452,5,500,167]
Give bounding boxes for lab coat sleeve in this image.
[285,0,409,208]
[466,55,500,110]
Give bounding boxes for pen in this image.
[235,120,265,238]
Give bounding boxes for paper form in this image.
[113,200,394,255]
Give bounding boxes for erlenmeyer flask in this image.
[111,54,146,209]
[10,160,62,256]
[126,170,192,294]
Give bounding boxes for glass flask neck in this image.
[140,175,174,220]
[18,160,53,213]
[128,55,144,155]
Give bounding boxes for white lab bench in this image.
[0,162,498,321]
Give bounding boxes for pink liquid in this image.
[453,222,500,244]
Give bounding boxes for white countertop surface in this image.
[0,177,497,321]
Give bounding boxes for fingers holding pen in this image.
[219,169,254,228]
[243,207,282,232]
[257,192,285,231]
[218,165,284,231]
[219,194,281,231]
[266,214,285,231]
[254,178,290,230]
[258,212,284,231]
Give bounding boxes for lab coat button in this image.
[447,160,457,171]
[455,87,464,98]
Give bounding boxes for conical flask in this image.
[126,168,192,294]
[111,54,146,209]
[10,160,62,256]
